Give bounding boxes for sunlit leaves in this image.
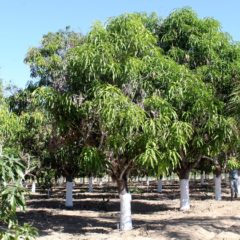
[80,146,107,176]
[24,10,240,183]
[94,84,145,137]
[227,156,240,170]
[25,27,83,89]
[0,105,23,149]
[158,7,240,102]
[0,154,37,239]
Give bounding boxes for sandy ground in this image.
[18,179,240,240]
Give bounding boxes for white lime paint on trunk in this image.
[80,178,83,184]
[180,179,190,211]
[157,179,163,193]
[31,181,36,193]
[120,193,132,231]
[193,173,197,181]
[201,172,205,185]
[224,173,228,183]
[65,181,73,207]
[146,176,149,186]
[99,178,103,186]
[237,177,240,195]
[47,188,51,198]
[57,176,64,185]
[214,175,222,201]
[88,176,93,192]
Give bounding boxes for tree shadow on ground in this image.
[18,210,115,236]
[26,198,176,214]
[134,215,240,240]
[18,210,240,239]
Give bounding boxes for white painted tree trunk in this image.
[120,193,132,231]
[214,175,222,200]
[170,174,174,184]
[47,188,51,198]
[57,176,64,185]
[146,176,149,186]
[224,172,228,183]
[31,181,36,193]
[65,181,73,207]
[193,173,197,181]
[88,177,93,192]
[157,179,163,193]
[201,172,205,185]
[237,176,240,195]
[99,178,103,186]
[180,179,190,211]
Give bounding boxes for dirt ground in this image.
[18,179,240,240]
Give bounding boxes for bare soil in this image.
[18,179,240,240]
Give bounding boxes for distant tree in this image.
[79,146,107,192]
[24,28,87,206]
[25,27,84,90]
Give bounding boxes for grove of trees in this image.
[1,7,240,237]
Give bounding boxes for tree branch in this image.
[120,159,133,180]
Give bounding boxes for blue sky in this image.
[1,0,240,89]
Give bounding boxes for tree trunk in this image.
[88,176,93,192]
[47,188,51,198]
[99,177,103,186]
[146,176,149,186]
[157,177,163,193]
[214,174,222,200]
[31,180,36,193]
[224,172,228,183]
[214,168,222,201]
[57,176,64,185]
[178,169,190,211]
[80,177,83,184]
[238,176,240,195]
[193,172,197,182]
[146,176,150,192]
[117,178,132,231]
[65,176,73,207]
[201,171,205,185]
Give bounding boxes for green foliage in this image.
[158,7,240,102]
[37,168,56,190]
[80,147,107,177]
[0,103,23,153]
[0,223,38,240]
[24,27,83,90]
[0,154,37,239]
[67,13,158,94]
[24,10,240,184]
[227,156,240,170]
[93,84,145,138]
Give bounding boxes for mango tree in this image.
[66,13,198,225]
[0,83,37,239]
[25,29,85,206]
[8,85,54,193]
[157,8,240,201]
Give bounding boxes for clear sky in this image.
[0,0,240,89]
